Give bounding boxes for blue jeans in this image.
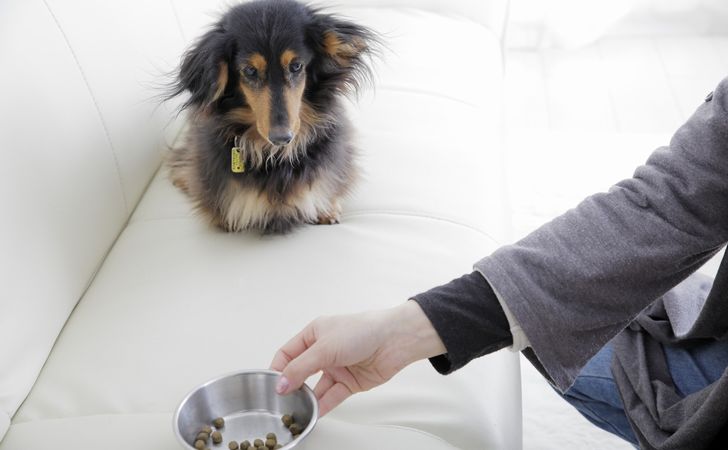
[559,339,728,447]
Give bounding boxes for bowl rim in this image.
[172,369,319,450]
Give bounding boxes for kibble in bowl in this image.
[173,370,318,450]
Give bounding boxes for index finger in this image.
[269,322,317,372]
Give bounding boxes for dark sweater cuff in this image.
[411,271,513,375]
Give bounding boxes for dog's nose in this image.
[269,127,294,146]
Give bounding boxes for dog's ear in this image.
[306,13,378,94]
[167,25,235,111]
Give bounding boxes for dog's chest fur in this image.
[220,172,338,231]
[168,118,356,234]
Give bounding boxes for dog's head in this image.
[168,0,377,146]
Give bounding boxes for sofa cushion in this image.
[1,413,460,449]
[12,209,520,448]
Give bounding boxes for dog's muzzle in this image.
[269,126,294,146]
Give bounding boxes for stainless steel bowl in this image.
[173,370,318,449]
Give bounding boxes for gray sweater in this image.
[418,76,728,449]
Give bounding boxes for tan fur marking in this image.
[165,143,204,209]
[298,101,320,132]
[197,98,329,171]
[323,32,343,56]
[279,50,306,137]
[285,73,306,135]
[323,32,365,66]
[248,53,267,75]
[165,147,189,189]
[229,99,325,170]
[223,107,256,126]
[212,62,228,103]
[280,49,297,68]
[241,84,272,141]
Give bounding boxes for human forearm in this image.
[412,271,513,374]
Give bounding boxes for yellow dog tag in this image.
[231,147,245,173]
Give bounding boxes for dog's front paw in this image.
[317,212,340,225]
[316,204,342,225]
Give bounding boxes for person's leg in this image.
[662,338,728,397]
[558,342,640,447]
[556,338,728,448]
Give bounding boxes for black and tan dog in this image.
[165,0,377,233]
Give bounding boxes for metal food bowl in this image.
[173,370,318,449]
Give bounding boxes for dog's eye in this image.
[242,66,258,78]
[289,61,303,74]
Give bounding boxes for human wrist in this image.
[385,301,447,367]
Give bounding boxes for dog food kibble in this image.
[196,432,210,441]
[190,411,309,450]
[211,431,223,444]
[289,423,303,436]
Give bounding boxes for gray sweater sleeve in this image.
[476,76,728,392]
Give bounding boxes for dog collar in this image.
[231,136,245,173]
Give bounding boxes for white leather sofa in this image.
[0,0,521,448]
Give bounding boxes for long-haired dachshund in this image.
[165,0,377,234]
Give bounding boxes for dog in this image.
[164,0,377,234]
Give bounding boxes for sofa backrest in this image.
[171,0,510,43]
[330,0,510,38]
[0,0,184,436]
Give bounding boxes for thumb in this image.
[277,343,327,395]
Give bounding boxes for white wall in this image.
[508,0,728,48]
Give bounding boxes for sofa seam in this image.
[7,27,189,423]
[126,209,499,243]
[0,410,8,442]
[342,210,499,242]
[10,411,172,426]
[168,0,187,42]
[41,0,129,214]
[10,414,452,447]
[10,413,461,447]
[9,1,136,423]
[9,165,161,424]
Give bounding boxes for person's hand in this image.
[270,301,446,416]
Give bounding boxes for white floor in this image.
[503,32,728,450]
